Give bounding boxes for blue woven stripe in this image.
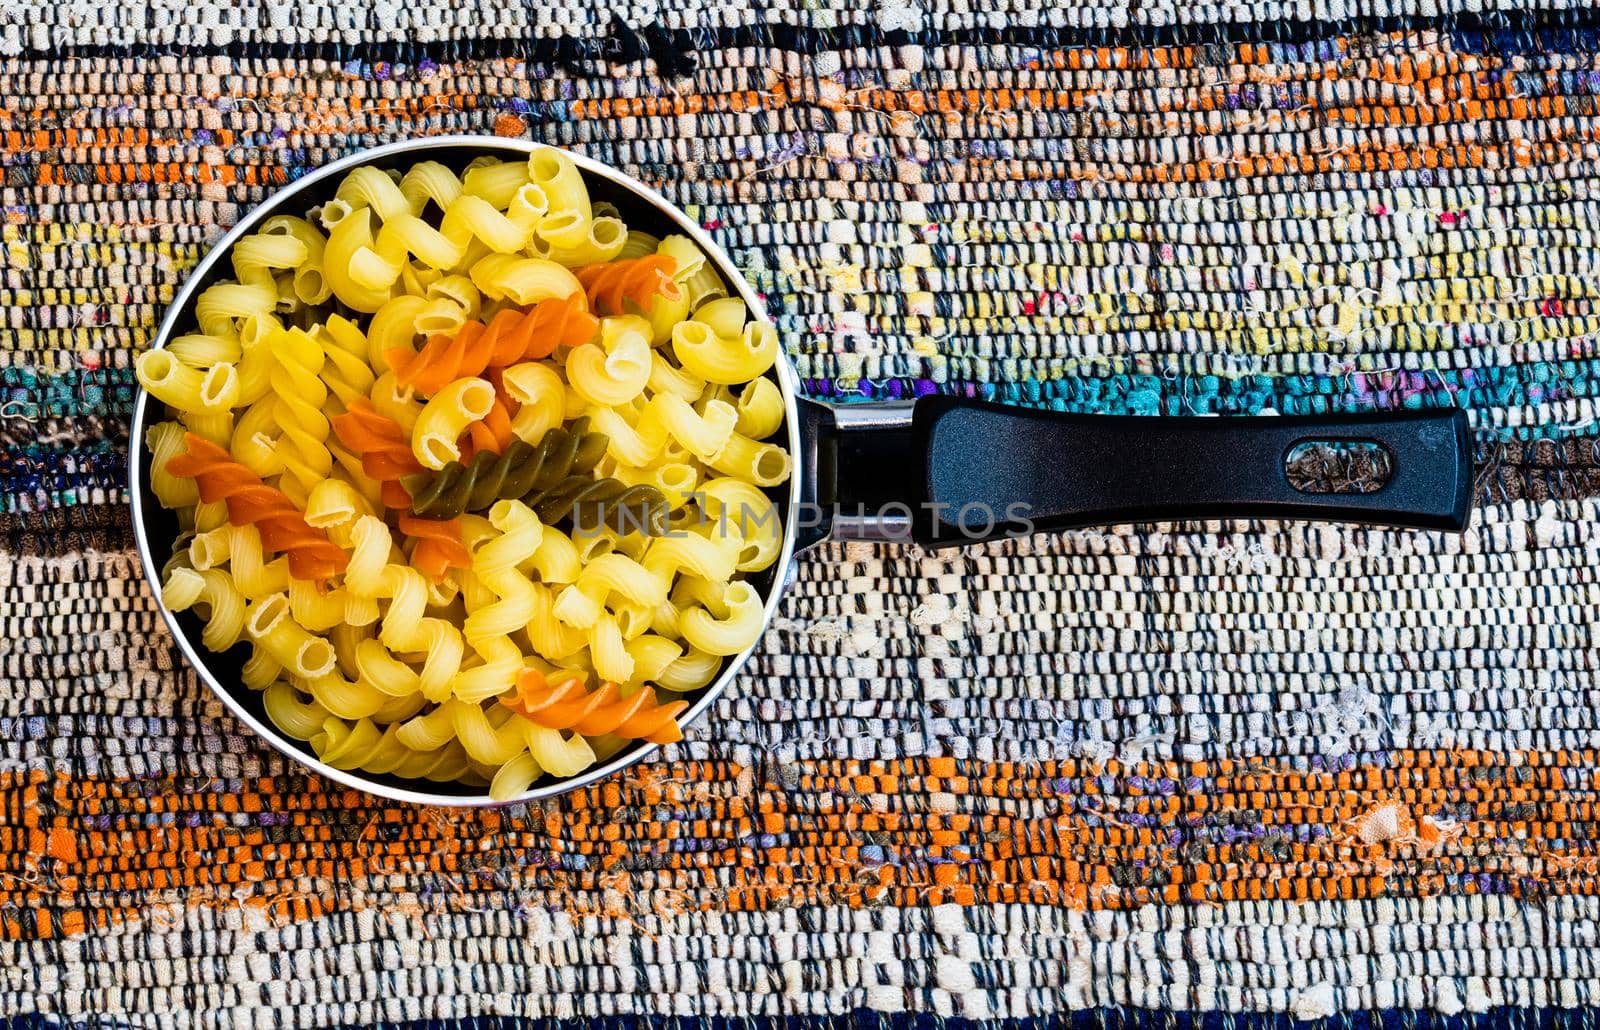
[0,444,127,513]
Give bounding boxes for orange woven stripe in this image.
[0,750,1593,938]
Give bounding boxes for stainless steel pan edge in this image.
[130,136,805,807]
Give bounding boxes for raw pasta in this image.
[140,145,790,799]
[402,417,671,529]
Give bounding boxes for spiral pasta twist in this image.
[529,477,669,536]
[253,326,333,507]
[329,401,469,578]
[397,512,471,580]
[386,294,598,396]
[166,434,349,581]
[575,255,680,315]
[504,669,687,745]
[345,515,464,700]
[330,399,423,509]
[318,315,377,410]
[309,714,478,783]
[407,417,607,519]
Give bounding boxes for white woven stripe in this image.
[2,895,1594,1026]
[0,0,1583,53]
[706,496,1600,765]
[1,498,1594,776]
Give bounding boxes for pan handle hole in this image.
[1285,439,1394,495]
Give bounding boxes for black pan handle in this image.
[795,397,1474,550]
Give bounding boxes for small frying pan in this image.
[129,137,1473,806]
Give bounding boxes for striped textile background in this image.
[5,0,1600,1025]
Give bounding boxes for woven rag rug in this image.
[6,0,1600,1026]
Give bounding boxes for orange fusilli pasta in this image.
[166,434,349,581]
[504,668,688,744]
[398,512,471,580]
[575,255,680,316]
[386,294,598,396]
[330,399,422,509]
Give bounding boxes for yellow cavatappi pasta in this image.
[309,712,478,784]
[469,254,583,305]
[399,160,464,212]
[144,144,794,796]
[147,421,201,508]
[656,647,723,692]
[166,333,242,368]
[453,502,539,703]
[678,581,766,656]
[618,231,660,261]
[734,377,786,439]
[369,369,425,435]
[613,459,700,512]
[700,477,784,573]
[195,281,278,336]
[366,294,430,374]
[245,594,338,678]
[162,567,247,652]
[303,479,373,539]
[234,314,277,406]
[566,316,653,407]
[463,159,533,209]
[681,260,729,308]
[586,393,738,467]
[412,376,496,469]
[260,215,332,306]
[693,297,747,340]
[501,361,566,444]
[264,680,334,741]
[544,216,629,267]
[649,351,706,402]
[189,524,290,598]
[354,185,547,289]
[324,208,398,312]
[344,516,465,702]
[232,231,307,292]
[334,165,412,222]
[706,430,793,487]
[136,350,240,413]
[656,235,708,284]
[671,312,780,386]
[528,148,591,223]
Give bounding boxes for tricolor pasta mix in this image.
[137,147,790,800]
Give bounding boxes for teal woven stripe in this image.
[24,362,1600,439]
[0,367,134,422]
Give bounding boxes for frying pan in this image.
[129,136,1475,806]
